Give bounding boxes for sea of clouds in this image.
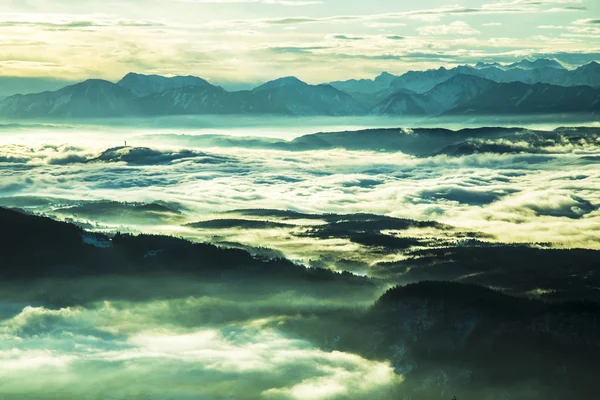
[0,122,598,399]
[0,124,598,249]
[0,291,400,399]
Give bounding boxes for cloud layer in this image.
[0,0,597,83]
[0,123,598,253]
[0,299,401,399]
[0,120,599,399]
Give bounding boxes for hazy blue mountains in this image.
[0,59,598,119]
[0,79,139,118]
[117,72,215,97]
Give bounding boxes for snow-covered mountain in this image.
[117,72,215,97]
[329,72,399,94]
[446,82,600,115]
[415,74,497,114]
[138,85,233,114]
[389,67,458,94]
[388,61,599,94]
[474,61,502,70]
[372,73,600,116]
[569,61,600,88]
[370,91,428,115]
[244,77,367,115]
[506,58,565,70]
[252,76,306,92]
[0,74,367,118]
[0,79,139,118]
[0,59,598,119]
[373,74,496,115]
[138,76,367,116]
[474,58,565,71]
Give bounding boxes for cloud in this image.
[1,124,600,252]
[268,46,330,54]
[332,34,363,41]
[176,0,322,5]
[418,21,480,36]
[486,0,583,7]
[538,24,565,29]
[497,192,598,219]
[225,1,586,28]
[573,18,600,25]
[417,187,514,206]
[0,0,594,83]
[0,14,165,30]
[0,301,402,399]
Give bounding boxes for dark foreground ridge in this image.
[0,207,369,289]
[137,126,600,156]
[271,284,600,399]
[2,206,600,399]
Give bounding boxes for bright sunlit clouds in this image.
[0,0,599,85]
[1,124,598,252]
[0,299,401,399]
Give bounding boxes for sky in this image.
[0,0,599,85]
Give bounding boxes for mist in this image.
[2,0,600,395]
[1,118,599,400]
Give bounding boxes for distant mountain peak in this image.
[374,71,398,85]
[117,73,211,97]
[328,72,398,94]
[376,71,395,79]
[121,72,208,81]
[254,76,307,91]
[509,58,565,70]
[271,76,305,84]
[475,61,502,69]
[64,79,131,95]
[2,59,599,119]
[122,72,143,79]
[574,61,600,79]
[78,78,116,86]
[580,60,600,69]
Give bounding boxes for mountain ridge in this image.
[1,59,599,119]
[117,72,215,97]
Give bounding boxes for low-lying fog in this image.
[1,118,598,251]
[2,114,599,143]
[1,118,599,400]
[0,275,399,400]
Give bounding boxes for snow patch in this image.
[515,88,533,107]
[81,233,112,248]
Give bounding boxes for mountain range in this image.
[0,58,598,119]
